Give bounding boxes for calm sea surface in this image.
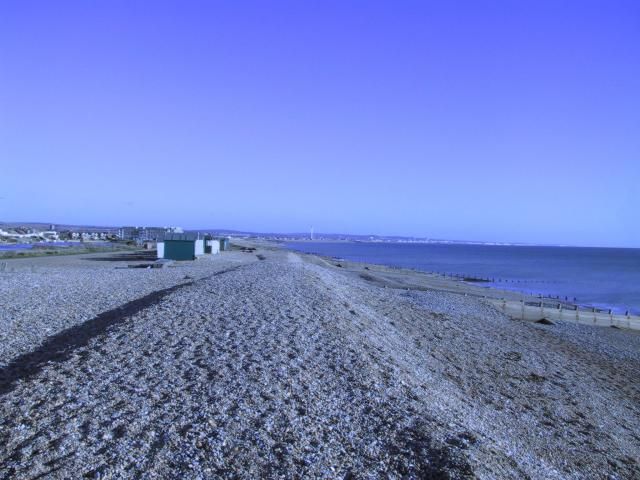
[285,242,640,314]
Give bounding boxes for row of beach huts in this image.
[156,233,230,261]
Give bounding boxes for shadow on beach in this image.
[83,251,157,262]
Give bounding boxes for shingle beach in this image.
[1,243,639,479]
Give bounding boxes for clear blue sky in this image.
[1,1,638,247]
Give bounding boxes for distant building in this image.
[41,231,59,241]
[118,226,183,242]
[118,226,139,241]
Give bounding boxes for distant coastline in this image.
[3,221,637,249]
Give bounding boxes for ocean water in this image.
[285,242,640,314]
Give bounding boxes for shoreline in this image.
[282,242,639,316]
[285,248,584,310]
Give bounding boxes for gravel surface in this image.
[0,251,248,366]
[0,247,639,478]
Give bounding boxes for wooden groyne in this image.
[488,298,640,331]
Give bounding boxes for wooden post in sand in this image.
[521,300,525,320]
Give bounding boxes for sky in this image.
[1,1,638,247]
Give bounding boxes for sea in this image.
[285,242,640,315]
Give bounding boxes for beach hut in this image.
[219,238,230,251]
[206,238,220,254]
[159,233,205,261]
[203,235,220,254]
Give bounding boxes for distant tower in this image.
[310,226,314,240]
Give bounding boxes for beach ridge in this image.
[0,242,639,478]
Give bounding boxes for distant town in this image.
[0,223,184,244]
[0,222,535,247]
